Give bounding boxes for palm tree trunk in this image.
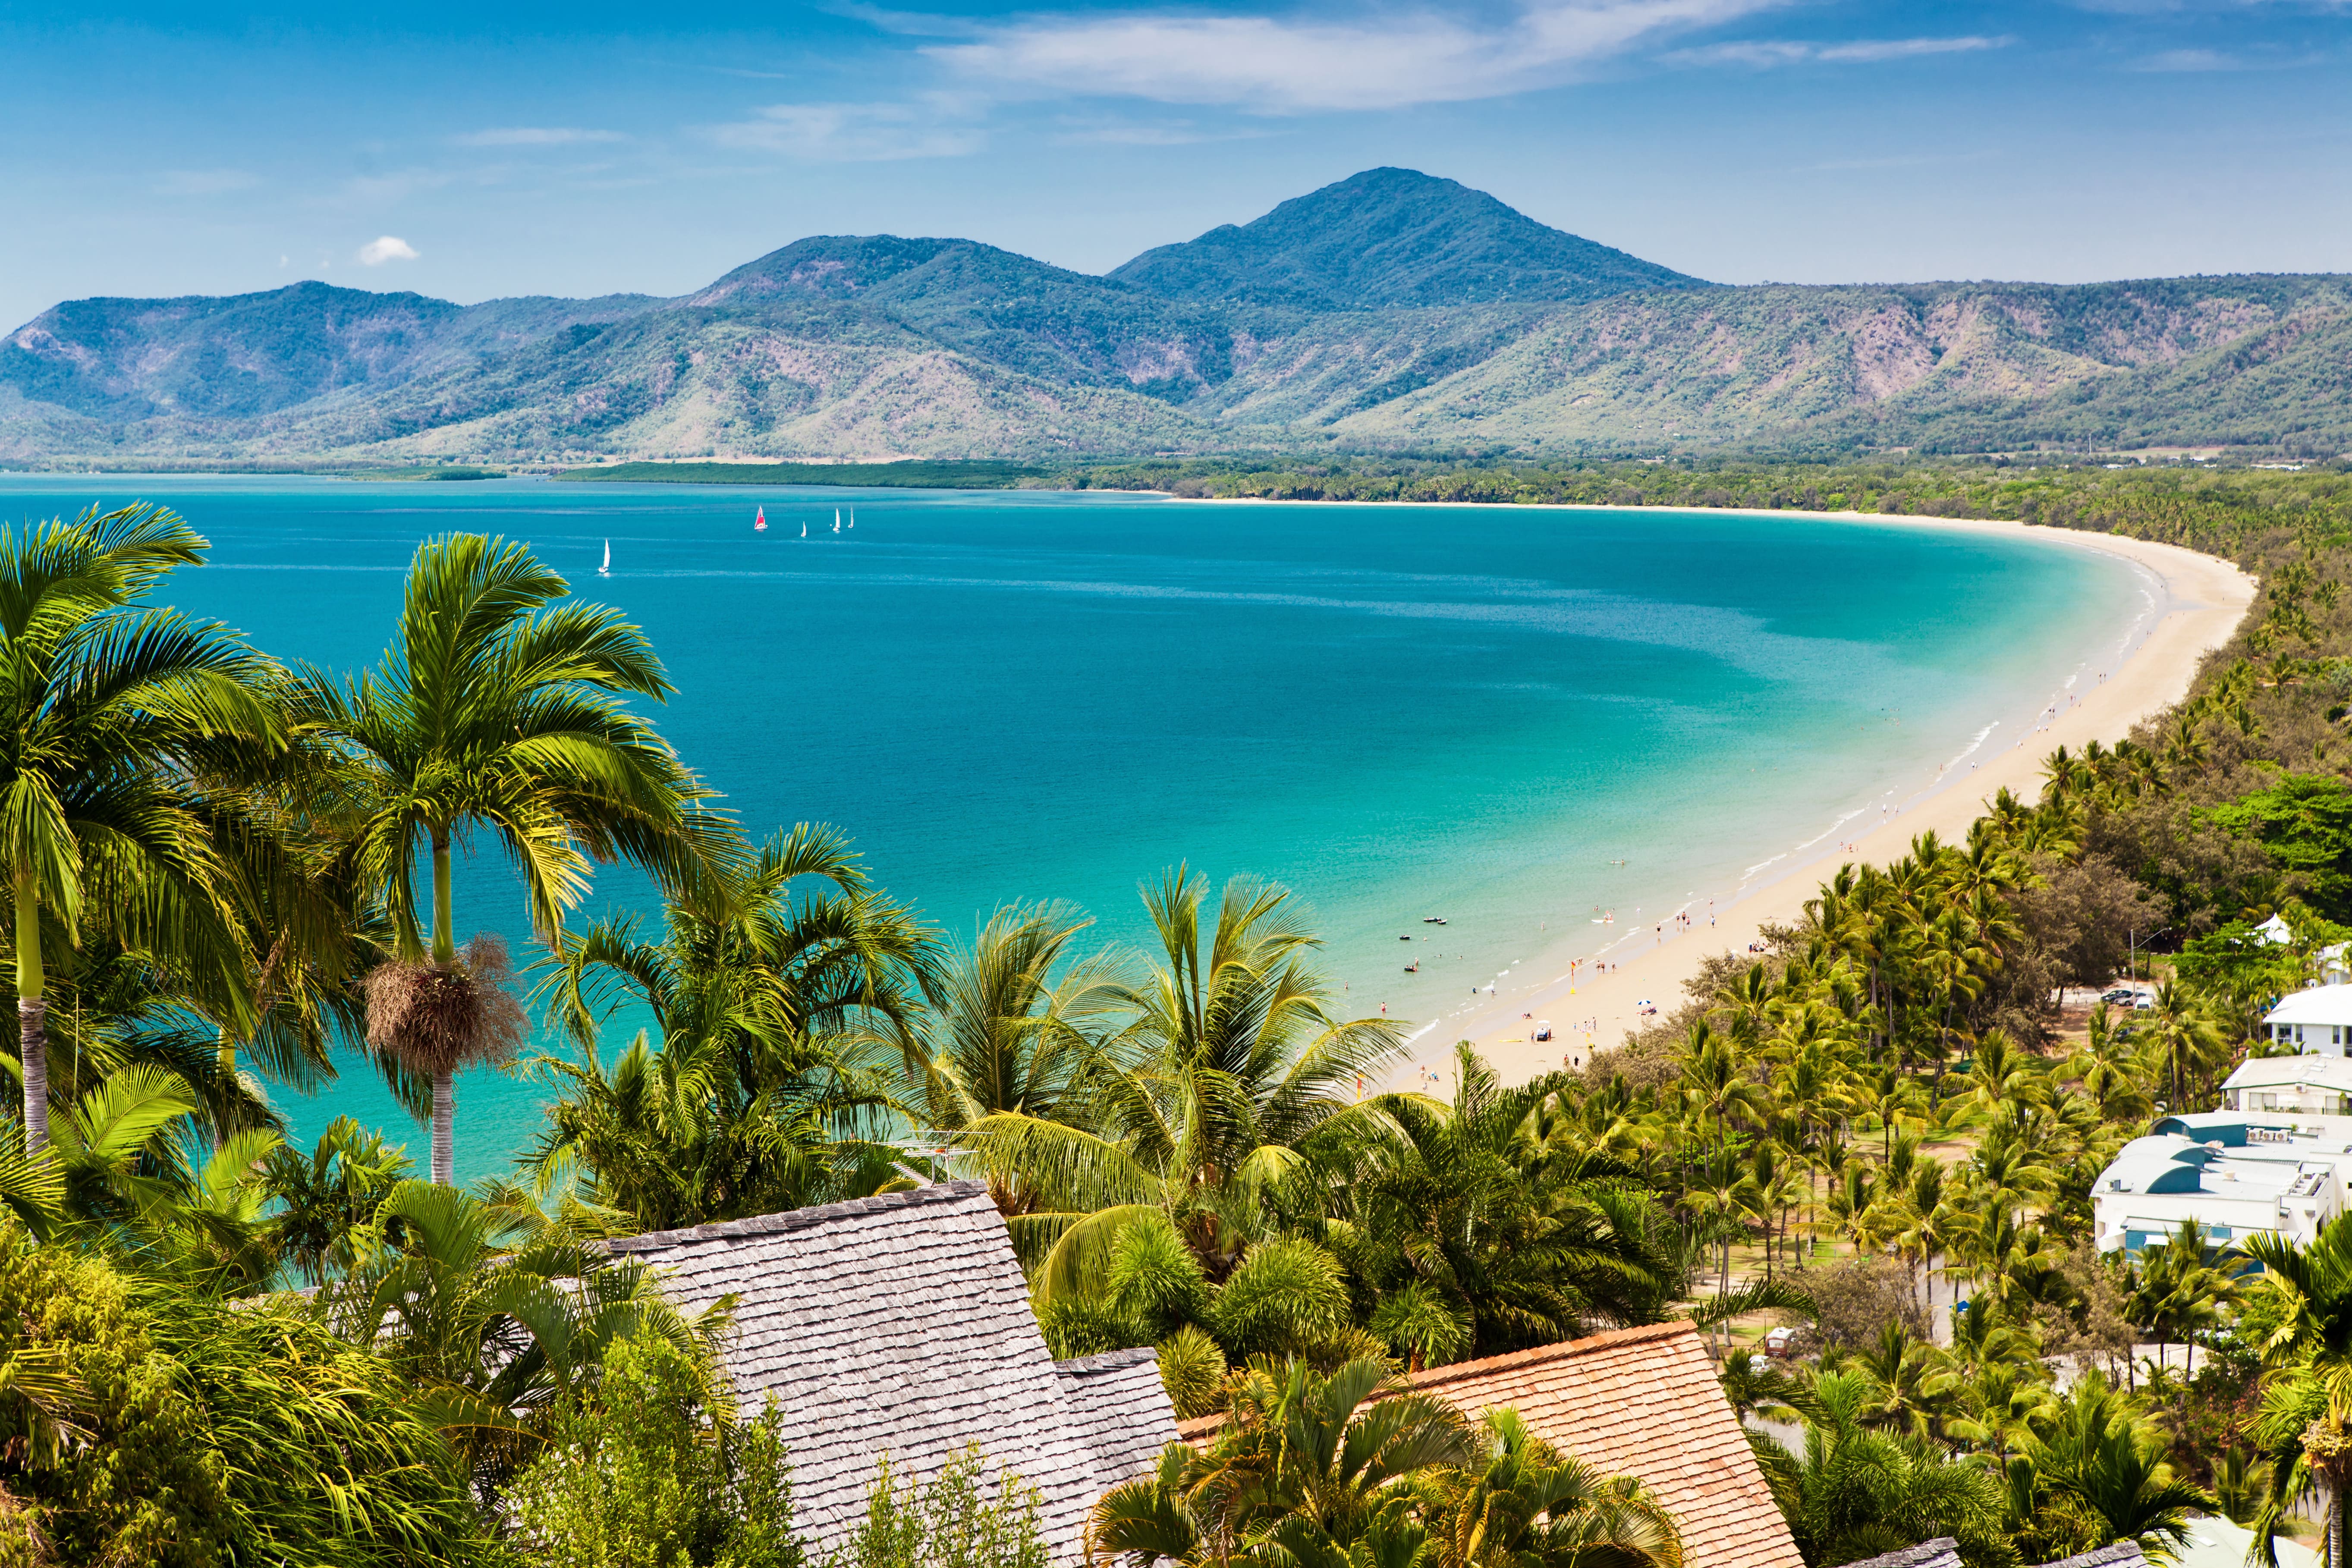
[15,870,46,1156]
[432,1068,455,1187]
[430,826,455,1186]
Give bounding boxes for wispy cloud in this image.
[1668,34,2011,67]
[930,0,1787,112]
[357,235,421,265]
[452,127,630,146]
[710,98,983,159]
[1048,116,1274,145]
[154,168,260,196]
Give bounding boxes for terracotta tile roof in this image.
[1179,1322,1801,1568]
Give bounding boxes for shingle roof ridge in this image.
[604,1178,992,1253]
[1404,1320,1699,1389]
[2036,1545,2146,1568]
[1837,1540,1962,1568]
[1056,1346,1164,1376]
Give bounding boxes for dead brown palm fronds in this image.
[366,935,528,1185]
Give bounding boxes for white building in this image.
[2220,1053,2352,1118]
[2092,1118,2352,1257]
[2259,984,2352,1054]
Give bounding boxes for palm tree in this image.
[528,824,930,1228]
[2014,1371,2209,1560]
[2244,1216,2352,1565]
[901,898,1126,1184]
[2137,982,2226,1114]
[297,532,731,1183]
[1749,1370,2012,1567]
[967,867,1405,1293]
[0,503,282,1154]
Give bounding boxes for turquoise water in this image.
[0,477,2147,1181]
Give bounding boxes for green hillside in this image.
[1109,167,1710,309]
[1,169,2346,466]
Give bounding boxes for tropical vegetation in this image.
[9,472,2352,1565]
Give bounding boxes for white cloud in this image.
[453,127,630,146]
[711,99,983,160]
[930,0,1788,112]
[1669,34,2011,67]
[357,236,421,266]
[154,168,260,196]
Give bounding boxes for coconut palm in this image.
[0,503,282,1154]
[902,899,1126,1145]
[296,532,732,1182]
[1087,1355,1476,1566]
[966,867,1406,1294]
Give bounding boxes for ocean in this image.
[0,475,2149,1181]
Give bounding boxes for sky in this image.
[3,0,2346,329]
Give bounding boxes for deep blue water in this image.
[0,476,2146,1181]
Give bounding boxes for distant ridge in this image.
[2,169,2346,464]
[1107,167,1711,309]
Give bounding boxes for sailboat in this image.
[755,506,767,532]
[598,539,610,577]
[799,521,807,538]
[848,508,855,529]
[833,509,841,534]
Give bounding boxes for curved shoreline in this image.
[1169,504,2265,1092]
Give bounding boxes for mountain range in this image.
[4,166,2346,466]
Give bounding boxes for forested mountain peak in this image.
[1107,166,1712,310]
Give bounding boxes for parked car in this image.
[2100,987,2138,1005]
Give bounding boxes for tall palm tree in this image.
[296,533,732,1183]
[0,504,282,1154]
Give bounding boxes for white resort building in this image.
[2091,1117,2351,1257]
[2258,984,2352,1053]
[2219,1052,2352,1118]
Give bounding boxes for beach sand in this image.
[1362,512,2258,1093]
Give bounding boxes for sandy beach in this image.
[1351,510,2258,1093]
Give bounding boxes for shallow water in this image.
[0,476,2147,1180]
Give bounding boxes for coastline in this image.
[1210,506,2263,1092]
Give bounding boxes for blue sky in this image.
[3,0,2345,327]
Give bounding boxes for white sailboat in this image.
[848,508,855,529]
[799,521,807,537]
[833,508,841,534]
[598,539,610,576]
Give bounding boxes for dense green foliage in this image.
[19,468,2352,1563]
[507,1335,801,1568]
[832,1449,1048,1568]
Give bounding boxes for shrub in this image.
[507,1334,799,1568]
[830,1448,1047,1568]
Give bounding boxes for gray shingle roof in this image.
[607,1181,1178,1560]
[1834,1541,1965,1568]
[2037,1546,2148,1568]
[1055,1348,1179,1492]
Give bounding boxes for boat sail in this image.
[599,539,610,576]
